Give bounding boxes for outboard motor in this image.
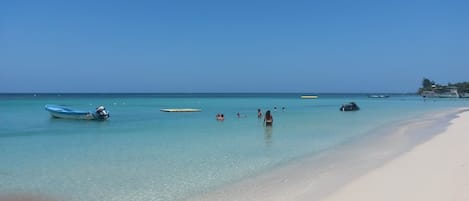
[95,105,110,119]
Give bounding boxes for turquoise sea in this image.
[1,93,468,201]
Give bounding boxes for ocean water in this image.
[0,93,468,201]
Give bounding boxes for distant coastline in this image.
[419,78,469,98]
[0,92,417,96]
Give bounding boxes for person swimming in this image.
[216,113,224,121]
[264,110,273,126]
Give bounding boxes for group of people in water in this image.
[215,113,225,121]
[216,107,280,127]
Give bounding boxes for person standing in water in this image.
[257,109,263,119]
[264,110,273,126]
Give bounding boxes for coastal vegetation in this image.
[419,78,469,97]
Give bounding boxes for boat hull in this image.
[300,95,318,99]
[340,102,360,111]
[45,105,108,120]
[368,95,389,98]
[160,108,201,112]
[48,111,96,120]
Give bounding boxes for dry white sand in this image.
[320,110,469,201]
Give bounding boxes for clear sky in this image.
[1,0,468,93]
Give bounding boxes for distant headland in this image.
[418,78,469,98]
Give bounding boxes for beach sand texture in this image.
[321,110,469,201]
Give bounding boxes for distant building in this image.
[421,86,459,98]
[460,91,469,98]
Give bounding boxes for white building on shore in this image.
[421,86,459,98]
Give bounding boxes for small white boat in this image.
[368,95,390,98]
[300,95,318,99]
[45,104,110,120]
[160,108,201,112]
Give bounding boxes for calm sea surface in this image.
[1,93,468,201]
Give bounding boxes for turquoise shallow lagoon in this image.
[1,93,468,201]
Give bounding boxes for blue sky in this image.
[1,0,468,93]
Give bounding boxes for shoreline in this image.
[321,108,469,201]
[185,108,468,201]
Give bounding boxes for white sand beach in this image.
[321,109,469,201]
[188,109,469,201]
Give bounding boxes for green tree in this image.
[419,78,434,94]
[422,78,433,89]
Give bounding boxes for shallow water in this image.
[0,93,468,200]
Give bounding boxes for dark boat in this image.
[340,102,360,111]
